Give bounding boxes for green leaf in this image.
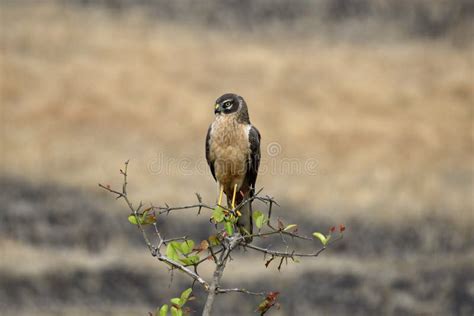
[179,258,190,265]
[229,214,237,224]
[128,214,140,225]
[171,241,183,253]
[284,224,297,231]
[159,304,169,316]
[313,232,328,246]
[224,221,234,235]
[127,212,156,225]
[170,306,180,316]
[253,210,263,221]
[189,255,200,264]
[253,211,266,229]
[166,242,181,261]
[179,255,200,266]
[170,297,181,307]
[180,240,195,254]
[212,206,225,223]
[208,235,220,246]
[180,288,192,305]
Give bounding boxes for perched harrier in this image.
[206,93,261,240]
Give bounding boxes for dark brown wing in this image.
[246,125,261,195]
[205,124,216,181]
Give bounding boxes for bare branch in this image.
[157,255,209,290]
[217,288,266,296]
[245,235,343,259]
[202,236,240,316]
[99,162,210,290]
[154,203,214,215]
[100,161,345,316]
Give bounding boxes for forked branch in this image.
[99,161,344,316]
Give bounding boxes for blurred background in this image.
[1,0,473,315]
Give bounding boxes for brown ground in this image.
[1,1,473,315]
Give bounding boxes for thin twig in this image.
[245,235,343,259]
[99,160,344,316]
[217,288,266,296]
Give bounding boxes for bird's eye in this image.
[223,101,233,109]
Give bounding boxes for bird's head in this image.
[214,93,245,116]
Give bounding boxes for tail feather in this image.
[228,190,253,242]
[237,199,253,242]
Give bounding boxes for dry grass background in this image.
[1,1,473,315]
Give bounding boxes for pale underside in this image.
[209,114,250,197]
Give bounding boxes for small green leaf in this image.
[170,306,181,316]
[170,297,181,307]
[180,240,195,254]
[171,241,183,253]
[159,304,169,316]
[179,258,190,265]
[284,224,297,231]
[166,242,181,261]
[208,235,220,246]
[313,232,328,246]
[179,255,200,265]
[229,214,237,224]
[180,288,192,305]
[224,221,234,235]
[127,212,156,225]
[189,255,200,264]
[253,210,263,221]
[253,211,266,229]
[165,244,176,260]
[128,214,140,225]
[212,206,225,223]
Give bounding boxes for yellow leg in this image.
[218,185,224,206]
[231,184,238,209]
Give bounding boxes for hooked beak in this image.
[214,103,221,114]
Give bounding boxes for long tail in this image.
[229,190,253,242]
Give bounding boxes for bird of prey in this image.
[205,93,261,240]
